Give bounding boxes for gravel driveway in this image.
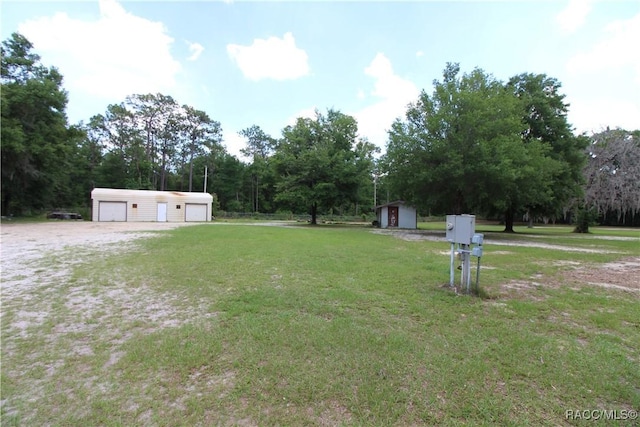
[1,221,206,422]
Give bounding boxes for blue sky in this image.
[2,0,639,158]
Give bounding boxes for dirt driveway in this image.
[1,221,197,296]
[1,221,210,422]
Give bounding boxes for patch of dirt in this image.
[491,257,640,300]
[562,257,640,292]
[0,221,214,423]
[1,221,195,298]
[372,229,443,242]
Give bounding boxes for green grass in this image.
[2,224,639,426]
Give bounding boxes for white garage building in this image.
[91,188,213,222]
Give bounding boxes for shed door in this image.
[388,206,399,227]
[98,201,127,222]
[185,203,207,222]
[157,203,168,222]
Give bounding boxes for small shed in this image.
[375,200,417,229]
[91,188,213,222]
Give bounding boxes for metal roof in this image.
[91,188,213,201]
[374,200,413,209]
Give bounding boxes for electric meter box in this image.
[472,233,484,246]
[446,214,476,245]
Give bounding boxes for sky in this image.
[2,0,639,159]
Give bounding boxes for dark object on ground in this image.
[47,211,83,220]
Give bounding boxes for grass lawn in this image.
[2,223,639,426]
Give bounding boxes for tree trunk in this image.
[160,153,167,191]
[504,207,515,233]
[454,189,464,215]
[250,178,255,212]
[310,203,317,225]
[256,175,260,212]
[2,192,9,216]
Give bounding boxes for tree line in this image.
[2,33,639,228]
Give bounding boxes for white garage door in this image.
[98,201,127,221]
[185,203,208,222]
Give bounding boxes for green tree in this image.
[207,152,249,212]
[126,93,170,189]
[351,138,379,215]
[59,124,93,207]
[507,73,588,228]
[177,105,223,192]
[88,104,147,189]
[383,63,561,231]
[272,109,375,224]
[239,125,276,212]
[1,33,72,215]
[89,94,209,191]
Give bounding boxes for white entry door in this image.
[157,203,168,222]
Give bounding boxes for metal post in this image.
[475,256,481,295]
[458,244,471,293]
[450,243,455,287]
[373,175,377,208]
[460,249,464,290]
[203,165,208,193]
[467,250,472,293]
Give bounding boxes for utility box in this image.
[445,214,476,245]
[472,233,484,246]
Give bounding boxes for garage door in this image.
[185,203,208,222]
[98,201,127,221]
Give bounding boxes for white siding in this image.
[397,206,417,229]
[91,188,213,222]
[379,207,389,228]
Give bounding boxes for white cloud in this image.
[286,107,318,127]
[17,0,181,106]
[564,12,640,132]
[365,53,419,101]
[570,97,640,134]
[353,53,420,151]
[556,0,594,34]
[187,41,204,61]
[227,32,310,81]
[416,50,424,58]
[223,129,246,160]
[566,13,640,85]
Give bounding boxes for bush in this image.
[573,206,597,233]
